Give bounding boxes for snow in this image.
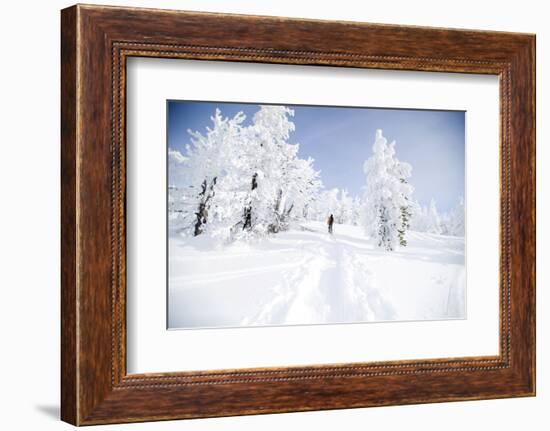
[168,221,465,329]
[362,129,414,251]
[166,108,466,330]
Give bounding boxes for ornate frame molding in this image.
[61,5,535,425]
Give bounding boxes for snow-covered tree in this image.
[409,200,428,232]
[309,188,339,222]
[334,189,354,224]
[167,148,189,230]
[445,197,465,236]
[171,104,326,241]
[351,196,363,226]
[168,148,187,214]
[411,198,465,237]
[181,108,247,236]
[307,188,362,225]
[241,106,297,234]
[426,198,443,234]
[271,154,322,232]
[362,129,414,251]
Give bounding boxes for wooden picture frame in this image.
[61,4,535,425]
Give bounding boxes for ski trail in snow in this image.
[341,250,397,322]
[240,253,326,326]
[242,226,396,326]
[170,221,465,328]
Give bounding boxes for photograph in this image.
[50,2,537,426]
[167,100,466,329]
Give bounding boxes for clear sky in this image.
[168,100,465,212]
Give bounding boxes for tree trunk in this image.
[242,173,258,231]
[268,189,284,233]
[194,177,216,236]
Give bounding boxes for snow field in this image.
[169,221,465,329]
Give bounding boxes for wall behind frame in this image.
[0,1,545,430]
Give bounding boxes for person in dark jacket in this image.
[327,214,334,234]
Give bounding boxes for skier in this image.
[327,213,334,234]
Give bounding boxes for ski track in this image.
[243,231,396,326]
[169,221,465,329]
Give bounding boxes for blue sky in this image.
[168,100,465,212]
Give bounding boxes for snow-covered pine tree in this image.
[409,199,427,232]
[362,129,414,251]
[391,160,414,246]
[268,141,298,233]
[269,142,296,233]
[305,189,327,222]
[426,198,443,234]
[351,196,363,226]
[308,188,363,225]
[447,197,465,236]
[335,189,354,224]
[183,108,246,236]
[167,148,189,230]
[241,105,297,235]
[174,104,323,240]
[271,154,322,232]
[321,188,340,221]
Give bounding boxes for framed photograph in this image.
[165,100,466,331]
[61,4,535,425]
